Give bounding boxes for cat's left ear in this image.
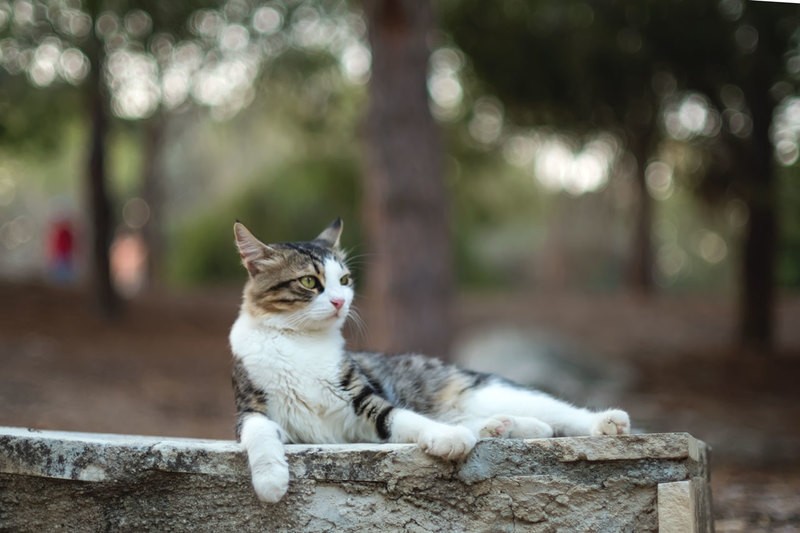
[315,217,343,249]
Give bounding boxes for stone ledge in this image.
[0,427,712,532]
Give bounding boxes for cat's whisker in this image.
[346,306,368,343]
[282,311,313,331]
[341,250,374,267]
[343,253,374,263]
[341,248,374,259]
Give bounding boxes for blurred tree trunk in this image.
[361,0,453,358]
[627,127,655,295]
[141,114,166,287]
[738,82,777,350]
[85,3,119,317]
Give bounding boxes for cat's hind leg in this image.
[460,382,631,437]
[467,415,554,439]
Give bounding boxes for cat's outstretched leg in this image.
[239,413,290,503]
[461,382,631,437]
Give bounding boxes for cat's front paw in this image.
[419,424,477,460]
[250,461,290,503]
[590,409,631,436]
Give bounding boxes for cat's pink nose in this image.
[331,298,345,310]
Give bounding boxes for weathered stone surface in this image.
[0,427,712,532]
[657,478,714,533]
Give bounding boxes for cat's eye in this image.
[340,274,351,286]
[298,276,320,290]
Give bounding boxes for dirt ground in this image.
[1,281,799,531]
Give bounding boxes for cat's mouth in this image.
[314,309,343,322]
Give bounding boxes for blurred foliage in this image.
[440,0,800,298]
[167,154,362,285]
[439,0,655,131]
[2,0,800,300]
[440,0,800,129]
[445,129,549,288]
[165,39,366,285]
[0,73,82,150]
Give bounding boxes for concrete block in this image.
[0,427,713,532]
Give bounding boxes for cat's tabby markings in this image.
[230,219,631,503]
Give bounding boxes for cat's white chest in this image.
[230,314,356,444]
[260,364,348,443]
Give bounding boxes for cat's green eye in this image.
[340,274,351,286]
[299,276,319,290]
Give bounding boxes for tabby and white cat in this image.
[230,219,630,503]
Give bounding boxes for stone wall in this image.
[0,427,712,532]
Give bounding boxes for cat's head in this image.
[233,218,353,332]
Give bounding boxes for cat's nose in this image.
[330,298,345,310]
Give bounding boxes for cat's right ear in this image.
[315,217,343,248]
[234,222,274,277]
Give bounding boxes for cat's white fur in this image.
[231,257,629,503]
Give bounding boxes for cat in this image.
[229,219,631,503]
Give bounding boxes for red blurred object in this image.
[47,218,75,283]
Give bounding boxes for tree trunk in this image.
[85,6,119,317]
[627,129,655,295]
[361,0,453,358]
[141,114,166,288]
[738,87,777,350]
